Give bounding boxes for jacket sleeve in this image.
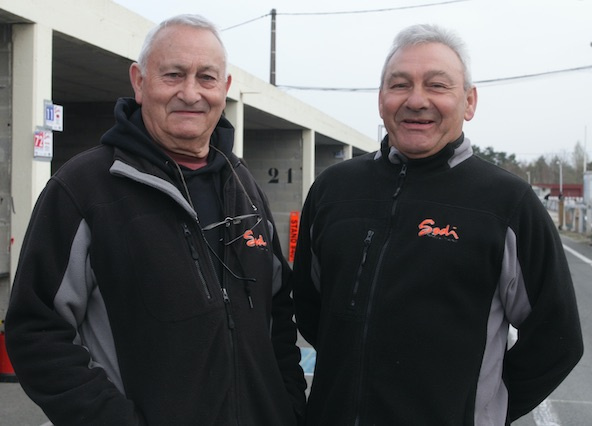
[262,190,307,424]
[291,186,322,349]
[5,179,146,426]
[504,189,584,421]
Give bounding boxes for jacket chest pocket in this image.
[126,214,222,322]
[348,229,375,310]
[327,228,378,319]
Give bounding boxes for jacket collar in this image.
[375,133,473,172]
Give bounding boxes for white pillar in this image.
[11,23,52,281]
[301,129,315,203]
[225,97,244,159]
[343,144,353,160]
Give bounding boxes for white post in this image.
[558,161,563,196]
[557,161,564,230]
[11,23,53,282]
[343,144,353,160]
[301,129,315,203]
[584,126,587,173]
[225,97,244,159]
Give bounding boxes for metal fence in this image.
[545,197,590,235]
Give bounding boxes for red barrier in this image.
[0,331,17,382]
[289,211,300,263]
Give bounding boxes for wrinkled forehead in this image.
[390,43,463,70]
[384,42,466,84]
[148,25,227,71]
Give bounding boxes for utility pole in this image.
[270,9,277,86]
[557,160,564,230]
[584,125,587,173]
[558,160,564,196]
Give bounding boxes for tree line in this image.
[473,142,590,185]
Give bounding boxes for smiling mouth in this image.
[403,119,433,124]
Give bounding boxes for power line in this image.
[277,64,592,92]
[278,0,470,16]
[278,85,378,92]
[221,14,269,31]
[475,64,592,85]
[220,0,470,31]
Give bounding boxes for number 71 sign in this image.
[34,128,53,159]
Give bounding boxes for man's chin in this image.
[170,126,210,142]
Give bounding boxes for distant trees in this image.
[472,145,523,178]
[473,142,591,185]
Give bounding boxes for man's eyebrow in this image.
[197,64,222,74]
[424,70,454,81]
[157,63,222,74]
[386,70,455,82]
[387,70,452,80]
[386,71,411,80]
[158,63,186,73]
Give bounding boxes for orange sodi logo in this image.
[418,218,459,241]
[243,230,267,247]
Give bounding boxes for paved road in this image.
[0,380,49,426]
[1,232,591,426]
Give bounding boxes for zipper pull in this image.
[183,224,199,259]
[399,163,408,178]
[361,230,374,265]
[350,230,375,309]
[222,288,235,329]
[244,283,254,309]
[393,164,408,199]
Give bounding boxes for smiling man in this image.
[6,14,305,426]
[292,24,583,426]
[379,39,476,158]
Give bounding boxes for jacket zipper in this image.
[220,246,242,426]
[349,230,375,309]
[354,163,407,426]
[221,287,235,329]
[182,223,212,300]
[191,221,241,426]
[170,161,242,424]
[222,284,241,425]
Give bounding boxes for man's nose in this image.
[405,87,429,110]
[177,78,202,104]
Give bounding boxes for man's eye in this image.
[390,83,409,89]
[164,73,182,79]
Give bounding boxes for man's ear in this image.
[464,86,478,121]
[129,62,144,104]
[225,74,232,94]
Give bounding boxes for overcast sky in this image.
[113,0,592,164]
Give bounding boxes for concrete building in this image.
[0,0,377,320]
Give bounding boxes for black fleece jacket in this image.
[293,135,583,425]
[7,98,306,426]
